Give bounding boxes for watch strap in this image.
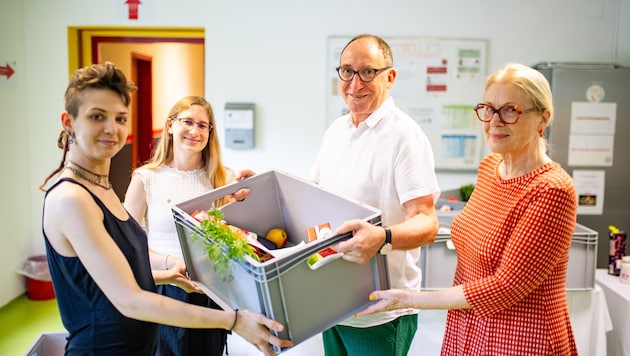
[380,226,392,255]
[383,226,391,245]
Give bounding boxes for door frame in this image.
[67,26,205,200]
[67,26,204,73]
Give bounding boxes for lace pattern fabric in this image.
[136,166,212,258]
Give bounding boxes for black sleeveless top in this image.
[43,178,157,355]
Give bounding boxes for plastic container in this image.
[421,213,598,290]
[172,170,388,353]
[18,255,55,300]
[25,332,68,356]
[420,211,460,290]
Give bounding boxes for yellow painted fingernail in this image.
[369,294,375,301]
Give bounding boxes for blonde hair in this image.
[485,63,553,124]
[137,96,231,207]
[485,63,553,152]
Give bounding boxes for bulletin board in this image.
[327,36,488,170]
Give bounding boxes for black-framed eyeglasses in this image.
[474,103,538,124]
[171,117,213,132]
[336,66,391,82]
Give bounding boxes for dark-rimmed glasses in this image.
[336,66,391,82]
[474,103,538,124]
[171,117,213,132]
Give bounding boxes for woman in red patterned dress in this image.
[357,63,578,355]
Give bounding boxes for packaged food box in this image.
[172,170,388,353]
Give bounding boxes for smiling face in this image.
[338,37,395,125]
[482,82,546,159]
[168,104,211,154]
[62,88,129,163]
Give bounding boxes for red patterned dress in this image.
[442,154,578,356]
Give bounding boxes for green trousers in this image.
[322,314,418,356]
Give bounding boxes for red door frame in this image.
[131,54,153,168]
[67,27,205,200]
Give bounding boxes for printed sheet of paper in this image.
[568,102,616,166]
[573,170,605,215]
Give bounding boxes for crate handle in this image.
[180,171,269,208]
[300,231,355,271]
[307,251,344,270]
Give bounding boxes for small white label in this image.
[586,84,605,103]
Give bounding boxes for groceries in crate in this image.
[252,228,288,250]
[190,208,347,276]
[191,208,276,259]
[306,222,342,270]
[255,234,278,250]
[264,228,288,248]
[190,208,272,280]
[189,208,313,279]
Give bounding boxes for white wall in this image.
[1,0,30,306]
[0,0,627,306]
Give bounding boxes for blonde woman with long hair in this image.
[124,96,254,356]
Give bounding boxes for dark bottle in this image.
[608,225,627,276]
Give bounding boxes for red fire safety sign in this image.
[125,0,141,20]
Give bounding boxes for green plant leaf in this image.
[190,208,258,281]
[460,184,475,202]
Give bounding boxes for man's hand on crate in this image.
[333,219,385,264]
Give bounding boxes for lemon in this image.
[266,228,288,248]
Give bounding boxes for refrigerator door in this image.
[534,63,630,268]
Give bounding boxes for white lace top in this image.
[135,166,213,258]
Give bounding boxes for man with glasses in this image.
[311,34,440,356]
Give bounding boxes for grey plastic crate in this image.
[421,213,598,291]
[566,224,598,290]
[172,170,388,353]
[25,332,67,356]
[421,212,459,290]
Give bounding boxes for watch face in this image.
[380,243,392,255]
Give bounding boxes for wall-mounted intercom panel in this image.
[224,103,254,149]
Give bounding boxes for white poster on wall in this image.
[568,102,616,166]
[573,169,605,215]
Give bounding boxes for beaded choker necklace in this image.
[65,160,112,190]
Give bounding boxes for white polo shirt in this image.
[311,97,440,327]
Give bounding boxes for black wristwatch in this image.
[379,226,392,255]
